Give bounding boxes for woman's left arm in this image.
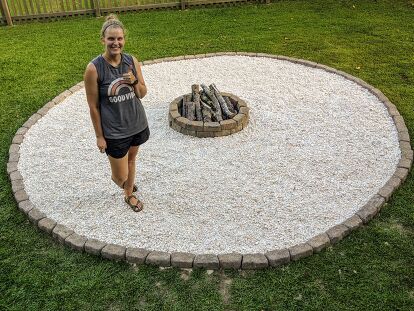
[132,56,147,99]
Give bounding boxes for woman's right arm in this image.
[84,63,106,152]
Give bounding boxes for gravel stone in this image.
[27,208,46,225]
[14,189,29,203]
[306,233,331,252]
[65,233,87,252]
[85,239,107,256]
[126,248,150,264]
[171,252,195,268]
[242,253,268,269]
[18,200,34,214]
[38,217,57,234]
[218,253,242,269]
[52,224,75,244]
[265,249,291,267]
[326,225,349,244]
[101,244,126,261]
[194,254,219,269]
[341,215,363,232]
[146,251,171,267]
[16,56,401,254]
[289,243,313,261]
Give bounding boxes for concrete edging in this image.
[7,52,412,270]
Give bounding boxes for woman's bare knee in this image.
[111,174,128,188]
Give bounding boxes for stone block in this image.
[265,249,290,267]
[378,185,394,202]
[386,176,401,189]
[341,215,363,232]
[52,224,74,244]
[219,119,237,130]
[15,127,28,136]
[12,135,24,144]
[402,149,413,161]
[10,171,23,181]
[7,162,17,174]
[27,208,46,225]
[241,253,268,269]
[65,233,87,252]
[146,251,171,267]
[398,131,410,142]
[213,129,233,137]
[203,122,221,132]
[307,233,331,252]
[398,158,412,169]
[101,244,126,261]
[38,217,57,234]
[197,131,216,138]
[169,110,180,120]
[52,90,71,104]
[14,189,29,203]
[289,243,313,261]
[69,83,83,93]
[186,121,203,131]
[126,248,150,265]
[180,127,197,137]
[176,117,190,128]
[9,144,19,154]
[232,114,244,125]
[171,252,195,268]
[184,55,196,59]
[18,200,34,214]
[9,152,19,162]
[11,179,24,193]
[85,239,106,256]
[43,101,56,109]
[326,225,349,245]
[194,254,219,269]
[22,113,42,128]
[37,107,50,116]
[394,167,409,183]
[218,253,242,269]
[399,141,412,151]
[239,107,249,115]
[393,115,409,133]
[169,101,179,112]
[357,195,384,223]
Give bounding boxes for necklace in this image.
[102,53,122,68]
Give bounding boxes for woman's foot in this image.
[125,194,144,212]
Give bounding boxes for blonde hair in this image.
[100,14,125,38]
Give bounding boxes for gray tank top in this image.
[91,53,148,139]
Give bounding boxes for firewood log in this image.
[210,84,236,118]
[192,84,203,121]
[200,84,223,121]
[201,101,213,122]
[223,96,236,114]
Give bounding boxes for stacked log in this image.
[181,84,238,122]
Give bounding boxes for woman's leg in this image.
[108,154,129,189]
[124,146,139,201]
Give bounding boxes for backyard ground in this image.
[0,0,413,310]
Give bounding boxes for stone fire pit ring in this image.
[169,92,249,137]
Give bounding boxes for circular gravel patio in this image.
[9,53,412,269]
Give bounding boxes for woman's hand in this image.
[123,65,138,85]
[97,136,107,153]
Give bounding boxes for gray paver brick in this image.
[22,113,42,128]
[146,251,171,267]
[289,243,313,261]
[10,171,23,181]
[171,252,195,268]
[194,254,219,269]
[357,195,384,223]
[378,185,394,202]
[394,167,409,183]
[37,218,57,234]
[65,233,87,252]
[326,225,349,244]
[265,249,290,267]
[342,215,363,232]
[218,253,242,269]
[9,144,19,154]
[398,131,410,142]
[6,162,17,174]
[18,200,34,214]
[16,127,28,136]
[12,135,23,144]
[101,244,126,261]
[307,233,331,252]
[242,253,268,269]
[126,248,150,265]
[28,208,46,225]
[9,152,19,162]
[14,189,29,203]
[398,157,412,169]
[11,179,24,193]
[52,224,74,244]
[84,239,107,256]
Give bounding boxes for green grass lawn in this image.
[1,0,414,310]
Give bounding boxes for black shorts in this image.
[105,127,150,159]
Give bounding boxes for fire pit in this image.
[169,84,249,137]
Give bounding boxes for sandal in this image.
[125,194,144,212]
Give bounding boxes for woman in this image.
[84,14,149,212]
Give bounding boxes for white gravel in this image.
[18,55,400,254]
